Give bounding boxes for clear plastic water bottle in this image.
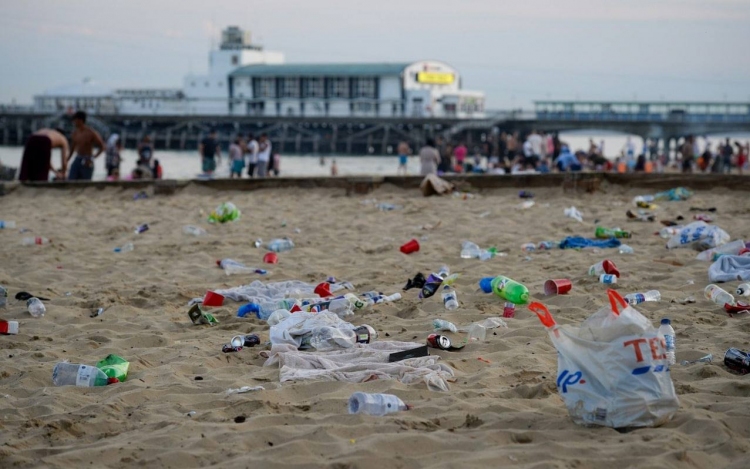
[436,265,450,280]
[0,285,7,308]
[114,242,134,253]
[441,285,458,310]
[704,284,736,306]
[618,244,634,254]
[599,274,617,284]
[737,283,750,297]
[433,318,458,333]
[27,297,46,318]
[624,290,661,305]
[183,225,207,236]
[218,259,267,275]
[460,241,496,260]
[52,363,109,387]
[22,237,50,246]
[695,239,745,261]
[658,319,676,365]
[306,326,357,351]
[0,220,16,229]
[348,392,408,416]
[267,238,294,253]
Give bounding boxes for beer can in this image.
[222,344,243,353]
[426,333,451,350]
[724,348,750,374]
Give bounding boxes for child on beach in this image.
[229,138,244,178]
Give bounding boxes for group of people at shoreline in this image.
[409,131,750,176]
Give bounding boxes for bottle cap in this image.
[479,277,494,293]
[660,318,671,325]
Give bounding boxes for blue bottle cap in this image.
[479,277,494,293]
[237,303,260,318]
[660,318,671,325]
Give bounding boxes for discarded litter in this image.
[269,311,376,351]
[218,259,267,276]
[559,237,621,250]
[0,285,6,308]
[426,333,465,351]
[460,241,498,261]
[737,283,750,296]
[528,291,679,428]
[188,304,218,325]
[90,307,106,318]
[479,275,530,305]
[52,363,110,387]
[377,203,402,211]
[544,279,572,296]
[503,302,516,318]
[0,220,16,229]
[266,238,294,253]
[96,354,129,382]
[595,226,631,239]
[400,238,420,254]
[227,386,265,395]
[564,206,583,223]
[208,202,240,223]
[22,237,50,246]
[433,319,458,333]
[704,284,736,307]
[680,354,712,366]
[133,191,148,200]
[183,225,207,236]
[519,191,534,199]
[599,274,617,284]
[134,224,149,234]
[666,221,729,250]
[0,320,18,335]
[625,290,661,305]
[404,273,426,291]
[114,242,134,253]
[588,259,620,277]
[658,319,676,365]
[349,392,409,416]
[27,297,46,318]
[696,239,745,261]
[626,210,655,222]
[15,291,49,301]
[441,285,458,310]
[519,200,535,209]
[618,244,634,254]
[724,348,750,374]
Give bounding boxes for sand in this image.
[1,182,749,469]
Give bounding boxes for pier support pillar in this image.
[165,130,172,149]
[331,124,338,153]
[16,120,23,145]
[180,131,187,150]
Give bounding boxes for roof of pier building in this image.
[229,63,411,78]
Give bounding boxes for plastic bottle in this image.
[183,225,207,236]
[27,297,46,318]
[537,241,557,250]
[599,274,617,284]
[436,265,451,280]
[219,260,268,276]
[22,237,50,246]
[348,392,408,416]
[0,220,16,229]
[588,260,620,277]
[737,283,750,297]
[521,243,536,252]
[564,207,583,222]
[460,241,496,261]
[624,290,661,305]
[441,285,458,310]
[0,320,18,335]
[696,239,746,261]
[595,227,631,239]
[306,327,358,351]
[704,284,736,307]
[659,227,682,239]
[619,244,634,254]
[52,363,109,387]
[433,319,458,333]
[238,298,299,320]
[114,242,134,253]
[134,224,149,234]
[267,238,294,253]
[366,293,402,306]
[0,285,7,308]
[658,319,676,365]
[479,276,530,305]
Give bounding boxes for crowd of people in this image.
[201,130,280,179]
[410,131,750,176]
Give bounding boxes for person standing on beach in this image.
[245,133,259,177]
[199,129,221,176]
[104,134,122,180]
[256,133,271,178]
[229,137,244,178]
[137,136,154,172]
[419,138,441,176]
[453,141,467,173]
[67,111,105,181]
[397,140,411,175]
[19,128,69,181]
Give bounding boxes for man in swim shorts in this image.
[67,111,105,180]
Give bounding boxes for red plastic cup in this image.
[263,252,278,264]
[544,279,572,295]
[602,260,620,278]
[400,239,420,254]
[203,290,225,307]
[314,282,333,298]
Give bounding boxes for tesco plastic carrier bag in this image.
[528,290,679,428]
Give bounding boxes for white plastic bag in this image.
[666,221,729,250]
[529,290,679,428]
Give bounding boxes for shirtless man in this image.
[19,128,69,181]
[67,111,105,181]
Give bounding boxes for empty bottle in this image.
[52,363,109,387]
[348,392,408,416]
[618,244,635,254]
[624,290,661,305]
[696,239,746,261]
[0,285,6,308]
[305,327,358,351]
[217,259,267,275]
[0,220,16,229]
[659,227,681,239]
[433,318,458,333]
[595,227,631,239]
[267,238,294,253]
[441,285,458,310]
[704,284,736,307]
[183,225,207,236]
[460,241,496,261]
[436,265,451,280]
[564,206,583,222]
[366,292,402,306]
[114,242,134,253]
[737,283,750,297]
[479,276,530,305]
[599,274,617,284]
[22,237,50,246]
[658,319,676,365]
[27,297,46,318]
[238,298,299,320]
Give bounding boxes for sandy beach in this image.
[1,181,749,469]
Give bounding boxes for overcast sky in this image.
[1,0,749,108]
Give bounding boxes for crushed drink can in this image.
[222,344,243,353]
[503,302,516,318]
[426,333,451,350]
[723,348,750,374]
[231,334,261,348]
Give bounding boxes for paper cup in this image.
[544,279,572,295]
[203,291,225,307]
[400,239,420,254]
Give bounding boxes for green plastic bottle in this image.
[479,276,530,305]
[595,226,631,239]
[97,354,130,382]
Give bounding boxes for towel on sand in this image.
[264,341,455,392]
[708,255,750,282]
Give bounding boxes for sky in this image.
[1,0,749,109]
